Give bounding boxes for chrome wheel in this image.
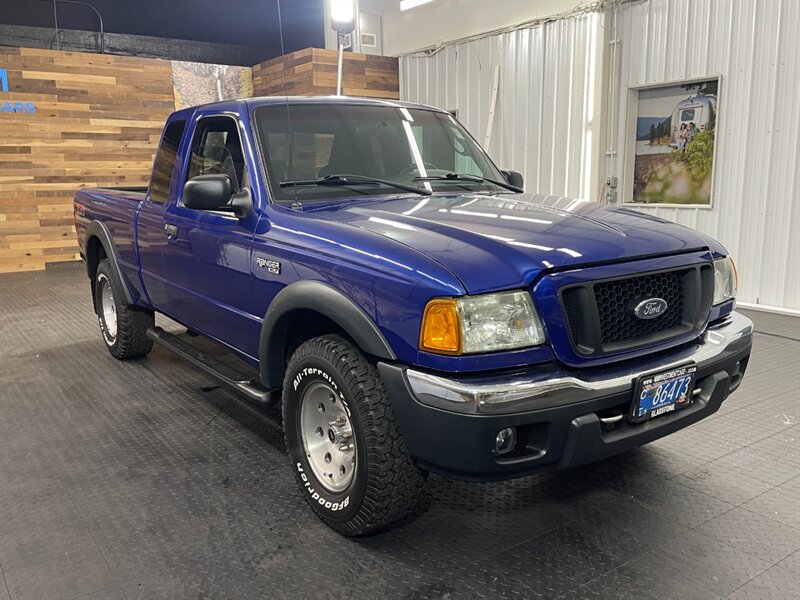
[299,381,356,493]
[98,273,117,340]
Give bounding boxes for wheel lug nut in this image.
[338,443,353,452]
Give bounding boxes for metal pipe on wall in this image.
[52,0,105,53]
[336,41,344,95]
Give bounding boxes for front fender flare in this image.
[85,220,135,306]
[259,280,396,389]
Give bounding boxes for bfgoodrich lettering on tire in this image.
[94,258,154,360]
[282,334,427,536]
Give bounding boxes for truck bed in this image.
[74,186,148,301]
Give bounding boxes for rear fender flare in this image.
[259,280,396,389]
[85,220,135,306]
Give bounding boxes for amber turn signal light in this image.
[420,299,462,355]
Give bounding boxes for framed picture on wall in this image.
[623,77,720,206]
[171,61,253,110]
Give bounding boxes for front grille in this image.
[595,270,685,345]
[561,265,713,356]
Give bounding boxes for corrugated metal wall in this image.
[400,11,601,201]
[611,0,800,311]
[400,0,800,311]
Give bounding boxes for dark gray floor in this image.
[0,263,798,600]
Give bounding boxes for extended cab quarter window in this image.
[149,119,186,203]
[186,117,246,192]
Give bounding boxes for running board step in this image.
[146,326,279,406]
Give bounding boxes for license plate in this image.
[630,364,697,423]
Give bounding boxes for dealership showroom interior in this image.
[1,0,799,598]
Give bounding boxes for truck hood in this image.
[305,193,720,294]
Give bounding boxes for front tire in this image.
[94,258,153,359]
[282,335,427,536]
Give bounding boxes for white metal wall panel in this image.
[400,13,598,200]
[400,0,799,310]
[611,0,800,310]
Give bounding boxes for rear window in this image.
[680,108,696,122]
[150,119,186,203]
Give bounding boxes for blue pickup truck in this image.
[74,96,753,535]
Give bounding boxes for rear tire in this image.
[95,258,153,359]
[282,334,427,536]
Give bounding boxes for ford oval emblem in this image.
[634,297,668,319]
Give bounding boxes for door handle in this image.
[164,224,178,237]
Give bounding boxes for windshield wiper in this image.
[279,174,431,196]
[414,172,523,193]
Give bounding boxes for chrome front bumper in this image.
[406,311,754,415]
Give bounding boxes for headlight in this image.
[420,290,545,355]
[713,256,738,305]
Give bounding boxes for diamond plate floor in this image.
[0,263,798,600]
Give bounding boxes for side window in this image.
[186,116,246,191]
[150,119,186,203]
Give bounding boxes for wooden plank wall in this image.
[0,47,174,273]
[252,48,399,99]
[0,45,399,273]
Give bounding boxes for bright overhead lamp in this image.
[330,0,355,33]
[329,0,355,96]
[400,0,435,11]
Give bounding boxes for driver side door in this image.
[159,113,259,357]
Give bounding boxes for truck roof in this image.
[171,95,450,118]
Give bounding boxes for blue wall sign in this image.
[0,68,38,113]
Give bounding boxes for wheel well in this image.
[86,235,107,281]
[270,309,358,387]
[284,309,353,359]
[86,236,107,307]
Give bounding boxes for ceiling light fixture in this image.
[329,0,355,96]
[330,0,355,32]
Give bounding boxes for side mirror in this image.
[183,174,232,211]
[229,188,253,219]
[183,174,253,219]
[501,170,524,190]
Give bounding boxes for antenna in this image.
[275,0,300,209]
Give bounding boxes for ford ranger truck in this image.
[73,97,753,536]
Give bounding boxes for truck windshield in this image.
[253,104,511,204]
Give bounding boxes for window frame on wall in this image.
[621,74,723,209]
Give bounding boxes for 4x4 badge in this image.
[634,297,668,319]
